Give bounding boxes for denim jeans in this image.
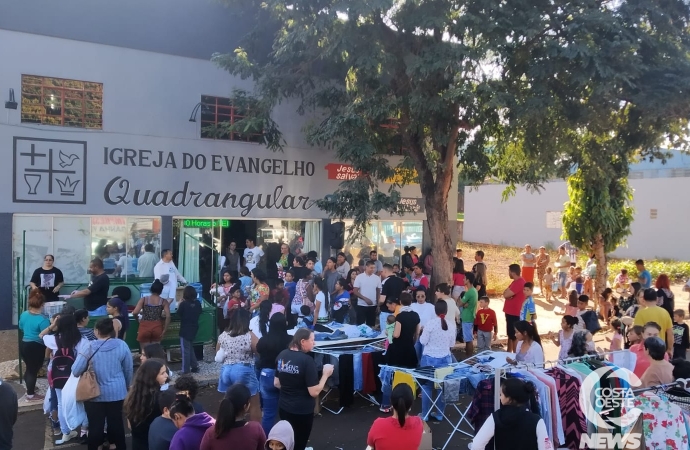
[420,354,453,420]
[259,368,279,435]
[414,341,424,364]
[218,363,259,395]
[180,337,198,373]
[88,305,108,317]
[379,366,394,407]
[55,388,71,435]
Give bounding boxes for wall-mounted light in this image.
[5,88,17,110]
[188,102,202,122]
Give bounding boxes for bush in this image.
[606,259,690,283]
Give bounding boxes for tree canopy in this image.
[214,0,690,286]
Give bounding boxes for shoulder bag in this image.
[76,338,111,402]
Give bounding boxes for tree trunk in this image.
[593,233,607,297]
[422,179,454,294]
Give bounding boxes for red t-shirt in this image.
[453,272,465,287]
[474,308,498,332]
[367,416,423,450]
[503,277,526,316]
[630,343,670,378]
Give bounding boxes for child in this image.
[148,388,180,450]
[75,309,97,341]
[239,267,253,294]
[224,286,245,320]
[631,322,670,378]
[625,325,644,350]
[552,315,578,360]
[565,290,579,317]
[385,314,396,349]
[174,375,205,413]
[520,283,537,323]
[672,309,690,359]
[609,319,623,351]
[106,297,129,340]
[610,297,621,319]
[124,359,169,449]
[283,270,297,304]
[473,297,498,353]
[543,268,555,302]
[331,278,351,324]
[270,279,289,316]
[265,420,294,450]
[198,384,263,450]
[141,342,167,364]
[298,305,313,329]
[169,394,215,450]
[640,337,675,388]
[177,286,202,374]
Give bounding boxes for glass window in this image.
[339,220,422,268]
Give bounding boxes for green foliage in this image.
[606,260,690,284]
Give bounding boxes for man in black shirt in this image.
[379,264,405,327]
[70,258,110,314]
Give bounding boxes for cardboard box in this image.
[418,420,432,450]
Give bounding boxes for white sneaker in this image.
[56,430,78,445]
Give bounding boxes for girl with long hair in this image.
[256,313,292,434]
[169,394,215,450]
[470,378,550,450]
[565,290,579,317]
[216,309,261,422]
[106,297,129,340]
[507,321,544,366]
[40,313,89,444]
[211,270,237,332]
[551,315,578,360]
[250,300,272,340]
[313,276,330,324]
[124,359,169,449]
[367,384,423,450]
[200,384,266,450]
[419,301,456,421]
[18,288,50,401]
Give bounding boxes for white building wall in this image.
[464,178,690,261]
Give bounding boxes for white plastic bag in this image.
[43,387,52,415]
[62,374,86,430]
[214,348,226,363]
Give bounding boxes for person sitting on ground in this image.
[367,384,423,450]
[640,337,675,388]
[470,378,551,450]
[169,393,215,450]
[264,421,294,450]
[199,383,266,450]
[148,388,180,450]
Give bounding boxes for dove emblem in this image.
[59,151,79,168]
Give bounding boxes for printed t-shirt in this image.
[244,247,264,271]
[30,267,64,302]
[504,278,525,316]
[520,296,536,321]
[276,349,319,415]
[474,308,497,332]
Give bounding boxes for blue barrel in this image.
[189,282,203,302]
[139,283,152,298]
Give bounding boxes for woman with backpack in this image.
[40,313,90,444]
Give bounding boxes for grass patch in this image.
[458,240,690,289]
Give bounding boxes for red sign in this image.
[325,163,363,180]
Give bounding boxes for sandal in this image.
[379,405,392,413]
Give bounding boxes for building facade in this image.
[0,0,457,329]
[464,154,690,261]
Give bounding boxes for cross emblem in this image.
[19,144,46,166]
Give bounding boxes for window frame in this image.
[199,95,263,143]
[20,75,103,129]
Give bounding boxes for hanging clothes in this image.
[546,367,587,450]
[623,393,689,450]
[530,369,565,446]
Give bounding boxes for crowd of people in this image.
[7,241,690,450]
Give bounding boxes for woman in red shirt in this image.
[452,259,466,300]
[367,384,423,450]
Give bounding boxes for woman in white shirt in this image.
[249,300,272,340]
[312,276,330,324]
[418,301,456,421]
[506,321,544,366]
[411,288,436,362]
[470,378,552,450]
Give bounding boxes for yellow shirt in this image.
[633,306,673,340]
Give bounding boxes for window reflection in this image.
[339,220,422,268]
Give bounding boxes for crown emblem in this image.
[56,176,80,196]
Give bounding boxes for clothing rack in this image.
[632,378,690,394]
[311,338,387,414]
[493,350,633,411]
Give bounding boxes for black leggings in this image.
[85,400,126,450]
[20,341,46,395]
[279,408,314,450]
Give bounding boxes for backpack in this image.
[580,310,602,335]
[49,335,76,389]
